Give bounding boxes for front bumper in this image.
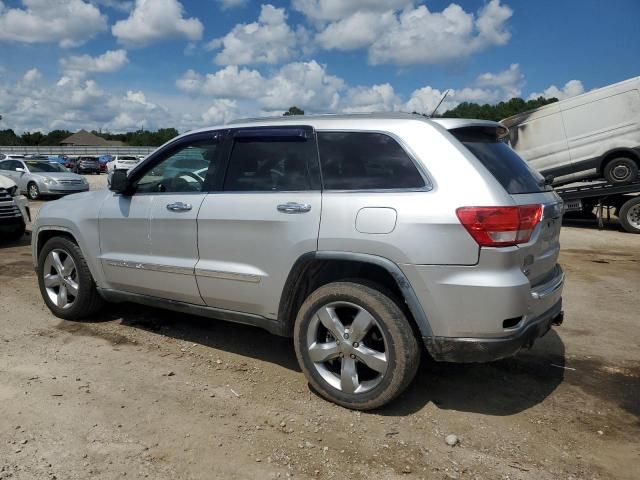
[40,184,89,195]
[424,300,563,362]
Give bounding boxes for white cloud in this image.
[369,0,513,65]
[177,66,266,98]
[201,99,238,124]
[306,0,513,66]
[315,10,395,51]
[215,0,247,9]
[112,0,203,47]
[177,60,343,112]
[0,67,179,133]
[0,0,107,48]
[343,83,400,113]
[405,64,525,115]
[22,68,42,83]
[208,4,306,66]
[292,0,410,23]
[60,50,129,80]
[528,79,585,100]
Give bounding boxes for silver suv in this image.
[32,114,565,410]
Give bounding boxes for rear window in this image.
[317,132,425,190]
[451,127,550,194]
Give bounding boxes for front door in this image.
[99,132,224,304]
[196,126,322,319]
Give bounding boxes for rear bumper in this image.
[424,300,563,363]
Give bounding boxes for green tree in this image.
[283,106,304,116]
[440,96,559,122]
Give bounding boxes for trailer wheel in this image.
[619,196,640,234]
[603,157,638,184]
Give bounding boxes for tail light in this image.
[456,205,543,247]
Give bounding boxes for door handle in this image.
[166,201,192,212]
[277,202,312,214]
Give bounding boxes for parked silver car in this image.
[32,114,564,409]
[0,159,89,200]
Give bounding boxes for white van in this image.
[502,76,640,185]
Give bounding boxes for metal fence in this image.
[0,145,156,156]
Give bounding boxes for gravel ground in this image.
[1,183,638,479]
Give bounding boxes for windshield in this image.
[450,127,551,195]
[26,161,67,173]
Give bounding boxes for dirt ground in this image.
[0,192,638,479]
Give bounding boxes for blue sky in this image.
[0,0,639,133]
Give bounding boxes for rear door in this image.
[195,126,322,319]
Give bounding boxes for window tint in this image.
[136,138,220,193]
[451,127,550,195]
[317,132,425,190]
[224,136,316,191]
[26,161,66,172]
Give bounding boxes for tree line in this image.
[0,97,558,146]
[0,127,180,147]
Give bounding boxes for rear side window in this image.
[451,127,550,194]
[224,133,317,192]
[318,132,425,190]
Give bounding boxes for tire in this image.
[27,182,40,200]
[294,281,420,410]
[603,157,638,184]
[37,236,104,320]
[619,196,640,234]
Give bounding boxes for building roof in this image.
[60,130,125,147]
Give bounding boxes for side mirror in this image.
[109,169,131,194]
[16,167,25,173]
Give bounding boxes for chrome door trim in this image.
[103,259,194,276]
[195,268,261,283]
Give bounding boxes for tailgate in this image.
[510,191,563,287]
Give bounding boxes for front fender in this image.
[32,190,110,286]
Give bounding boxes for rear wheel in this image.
[603,157,638,184]
[37,236,104,319]
[27,182,40,200]
[294,281,420,410]
[619,196,640,234]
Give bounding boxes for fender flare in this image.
[277,251,433,338]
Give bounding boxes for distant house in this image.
[60,130,125,147]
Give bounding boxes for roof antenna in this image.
[430,89,450,117]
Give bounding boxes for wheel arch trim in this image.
[277,251,433,338]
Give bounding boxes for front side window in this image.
[317,132,426,190]
[135,137,221,193]
[25,161,66,173]
[224,131,317,191]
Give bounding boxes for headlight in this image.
[81,177,88,184]
[7,185,18,196]
[42,177,58,185]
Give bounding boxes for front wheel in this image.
[27,182,40,200]
[294,281,420,410]
[37,236,104,319]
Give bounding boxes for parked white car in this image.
[502,76,640,185]
[0,174,30,240]
[106,155,141,172]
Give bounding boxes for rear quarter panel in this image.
[318,121,512,266]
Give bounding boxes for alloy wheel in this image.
[43,249,79,310]
[306,301,388,394]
